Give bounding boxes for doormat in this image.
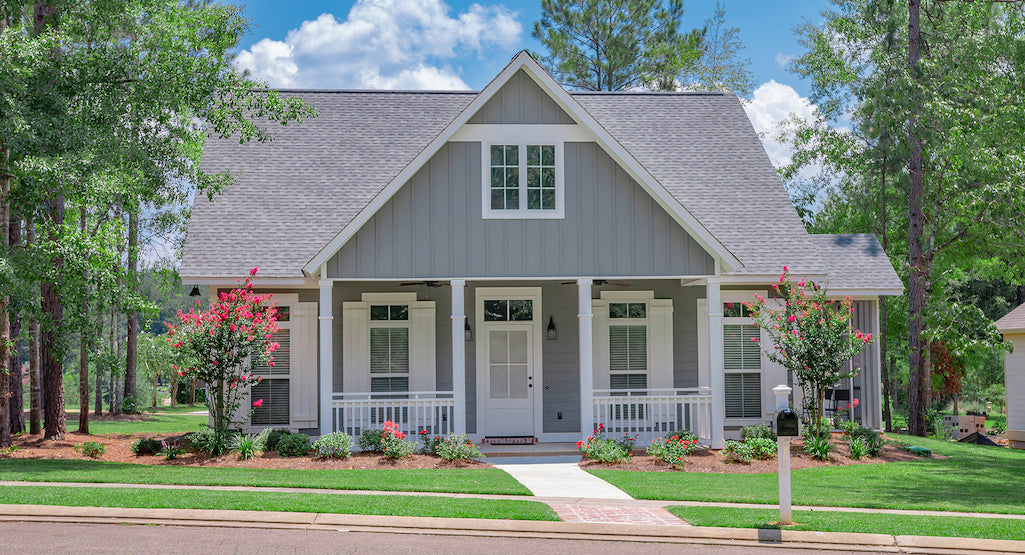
[483,436,537,445]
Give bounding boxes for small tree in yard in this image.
[747,267,874,437]
[168,268,281,454]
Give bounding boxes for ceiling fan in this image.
[398,280,444,287]
[560,279,631,287]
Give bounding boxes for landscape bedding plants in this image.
[0,485,558,521]
[667,506,1025,542]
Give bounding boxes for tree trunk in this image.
[8,214,24,434]
[877,128,892,434]
[188,378,195,406]
[124,210,138,412]
[108,309,116,414]
[0,143,11,448]
[907,0,928,437]
[27,220,41,434]
[78,210,89,434]
[94,309,103,416]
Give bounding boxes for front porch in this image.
[316,278,881,447]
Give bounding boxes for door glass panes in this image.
[490,145,519,210]
[489,330,529,399]
[609,302,646,319]
[370,305,408,321]
[526,144,556,210]
[483,299,533,321]
[723,302,753,318]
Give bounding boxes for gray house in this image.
[181,52,901,448]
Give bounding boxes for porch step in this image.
[479,441,580,458]
[482,436,537,445]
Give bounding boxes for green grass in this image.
[667,506,1025,541]
[590,435,1025,514]
[0,459,531,495]
[0,485,558,521]
[68,407,208,435]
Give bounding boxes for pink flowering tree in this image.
[747,267,874,437]
[167,268,281,452]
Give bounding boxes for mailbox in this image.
[776,409,800,437]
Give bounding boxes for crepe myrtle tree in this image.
[168,268,281,453]
[746,267,874,437]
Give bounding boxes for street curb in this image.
[0,504,1023,553]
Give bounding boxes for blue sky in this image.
[230,0,831,168]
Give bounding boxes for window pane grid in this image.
[490,145,519,210]
[526,144,556,210]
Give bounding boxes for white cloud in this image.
[774,52,793,68]
[235,0,521,90]
[742,80,819,168]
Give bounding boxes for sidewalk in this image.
[1,503,1023,554]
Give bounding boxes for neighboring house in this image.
[181,52,902,448]
[995,303,1025,449]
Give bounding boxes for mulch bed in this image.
[2,432,489,470]
[581,434,938,473]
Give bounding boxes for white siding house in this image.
[996,304,1025,449]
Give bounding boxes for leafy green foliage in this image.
[577,424,635,463]
[647,435,699,466]
[379,422,415,459]
[532,0,702,91]
[434,435,484,462]
[263,429,289,453]
[130,438,162,456]
[803,435,833,461]
[847,436,869,459]
[74,442,106,459]
[188,427,231,457]
[276,433,311,458]
[312,432,353,459]
[231,429,270,461]
[746,438,777,460]
[740,424,776,441]
[721,440,753,463]
[159,440,185,461]
[357,429,385,453]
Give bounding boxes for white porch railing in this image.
[592,387,713,445]
[331,391,455,439]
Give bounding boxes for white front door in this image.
[484,324,534,436]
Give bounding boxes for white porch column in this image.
[318,278,334,436]
[450,279,467,435]
[578,279,594,437]
[707,277,725,449]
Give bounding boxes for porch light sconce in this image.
[464,319,473,342]
[189,285,201,297]
[546,316,557,340]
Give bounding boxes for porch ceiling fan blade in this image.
[398,281,443,287]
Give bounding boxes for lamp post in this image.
[774,384,797,525]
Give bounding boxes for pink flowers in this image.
[250,267,259,276]
[253,399,263,408]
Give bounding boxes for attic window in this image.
[483,143,564,219]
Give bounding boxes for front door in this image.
[476,291,541,438]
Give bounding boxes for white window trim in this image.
[593,290,672,391]
[247,293,298,430]
[342,293,435,395]
[720,290,769,423]
[369,305,411,393]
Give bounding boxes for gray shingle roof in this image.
[996,303,1025,332]
[181,89,902,292]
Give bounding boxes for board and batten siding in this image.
[1007,334,1025,447]
[327,142,715,279]
[466,69,575,125]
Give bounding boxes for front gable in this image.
[305,51,739,276]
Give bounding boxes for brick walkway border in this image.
[551,504,689,526]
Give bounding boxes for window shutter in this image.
[370,328,408,374]
[725,372,761,418]
[724,324,760,371]
[609,374,647,390]
[251,379,290,426]
[254,330,290,375]
[610,325,646,373]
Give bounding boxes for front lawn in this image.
[590,435,1025,514]
[69,407,209,435]
[0,485,557,521]
[668,506,1025,541]
[0,459,530,495]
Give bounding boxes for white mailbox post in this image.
[774,384,794,525]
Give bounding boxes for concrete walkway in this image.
[491,457,633,499]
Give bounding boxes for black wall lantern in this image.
[464,319,473,342]
[546,316,557,340]
[189,285,201,297]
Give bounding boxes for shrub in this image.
[662,429,698,443]
[847,436,869,459]
[380,421,416,458]
[802,417,832,442]
[231,429,270,460]
[994,420,1007,434]
[312,431,353,459]
[747,437,777,460]
[130,438,163,456]
[358,428,385,453]
[74,441,106,459]
[417,429,444,455]
[740,424,776,441]
[722,439,753,463]
[188,427,233,456]
[849,426,883,457]
[276,432,311,457]
[647,435,699,467]
[160,439,185,460]
[264,428,289,452]
[835,420,858,435]
[577,424,635,463]
[804,435,832,461]
[434,434,484,461]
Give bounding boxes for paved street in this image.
[0,521,855,554]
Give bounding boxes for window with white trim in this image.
[609,302,647,393]
[485,143,562,218]
[251,307,290,426]
[723,301,762,419]
[369,304,409,394]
